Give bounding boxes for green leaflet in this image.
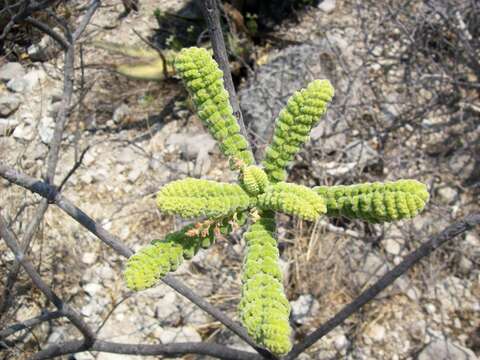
[258,182,326,221]
[157,178,253,218]
[124,224,215,291]
[241,165,269,196]
[314,179,429,223]
[239,212,292,355]
[262,79,334,183]
[174,47,254,167]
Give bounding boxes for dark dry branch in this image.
[0,163,265,354]
[284,213,480,359]
[0,213,97,346]
[0,311,62,340]
[30,339,262,360]
[0,201,49,318]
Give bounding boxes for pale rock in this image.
[437,186,458,204]
[291,294,320,325]
[12,123,35,141]
[112,103,130,124]
[424,303,436,315]
[155,292,181,325]
[310,119,348,152]
[47,327,68,344]
[418,338,478,360]
[117,147,139,164]
[355,252,390,286]
[73,352,95,360]
[166,132,216,161]
[318,0,336,13]
[314,160,356,177]
[458,255,473,274]
[183,304,212,325]
[98,316,140,342]
[81,252,97,265]
[28,34,56,61]
[465,233,480,247]
[38,116,55,144]
[449,153,474,175]
[366,323,386,342]
[0,118,19,135]
[7,70,42,93]
[405,286,420,301]
[0,94,21,117]
[156,326,202,343]
[383,238,401,255]
[83,282,103,296]
[333,333,349,351]
[80,303,96,317]
[345,140,378,167]
[297,354,312,360]
[0,62,25,82]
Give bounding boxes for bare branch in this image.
[0,213,96,345]
[0,311,62,340]
[31,339,262,360]
[23,16,69,50]
[73,0,100,41]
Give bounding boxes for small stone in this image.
[27,34,56,62]
[47,328,67,344]
[83,283,103,296]
[155,292,181,326]
[183,305,212,325]
[437,186,458,204]
[7,70,41,93]
[406,286,420,301]
[112,103,130,124]
[424,303,436,315]
[383,239,401,255]
[117,147,139,164]
[0,62,25,82]
[333,334,349,351]
[0,94,21,117]
[73,353,95,360]
[355,252,389,286]
[291,294,320,325]
[345,140,378,168]
[367,324,386,342]
[81,252,97,265]
[166,132,216,161]
[12,123,35,141]
[38,116,55,144]
[318,0,336,13]
[465,233,480,247]
[156,326,202,343]
[418,338,478,360]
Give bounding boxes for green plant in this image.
[124,47,429,355]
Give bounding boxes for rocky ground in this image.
[1,0,479,359]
